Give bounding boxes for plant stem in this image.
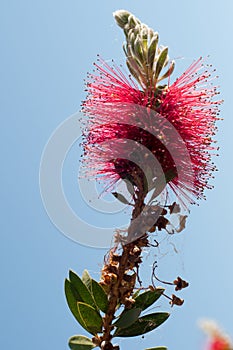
[101,182,147,348]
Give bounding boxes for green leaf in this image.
[133,288,164,311]
[68,335,96,350]
[113,308,142,328]
[77,302,103,335]
[133,37,144,63]
[65,278,82,302]
[154,47,168,80]
[157,60,175,82]
[64,279,87,331]
[141,33,148,52]
[82,270,92,292]
[114,312,170,337]
[147,34,158,70]
[91,279,109,313]
[123,178,135,195]
[69,270,96,309]
[112,192,131,205]
[81,271,108,313]
[132,290,141,299]
[144,347,167,350]
[126,59,140,80]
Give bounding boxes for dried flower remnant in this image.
[173,276,189,291]
[169,294,184,307]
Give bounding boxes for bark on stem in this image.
[101,184,147,348]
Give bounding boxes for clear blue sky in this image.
[1,1,233,349]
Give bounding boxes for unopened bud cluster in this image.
[113,10,175,90]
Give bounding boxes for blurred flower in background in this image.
[200,319,233,350]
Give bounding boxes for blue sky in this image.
[1,1,233,349]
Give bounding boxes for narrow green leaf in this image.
[154,47,168,80]
[157,60,175,82]
[65,278,82,302]
[82,270,92,292]
[64,279,87,331]
[112,192,131,205]
[133,288,164,311]
[77,302,103,335]
[140,27,149,51]
[69,270,96,309]
[145,347,167,350]
[147,35,158,70]
[132,289,141,299]
[114,307,142,328]
[114,312,170,337]
[123,178,135,195]
[68,335,96,350]
[126,57,147,88]
[91,279,109,313]
[65,279,78,316]
[81,271,109,313]
[126,60,139,80]
[133,37,144,63]
[128,14,139,29]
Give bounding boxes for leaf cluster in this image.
[65,270,169,349]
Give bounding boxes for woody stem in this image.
[101,183,146,347]
[101,244,133,343]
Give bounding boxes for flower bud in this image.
[113,10,131,29]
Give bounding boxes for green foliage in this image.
[65,269,169,345]
[68,335,96,350]
[91,279,109,313]
[77,302,103,334]
[154,47,169,80]
[113,307,142,328]
[114,312,170,337]
[132,289,141,299]
[144,347,167,350]
[82,269,109,313]
[69,270,96,309]
[113,9,175,88]
[82,270,92,291]
[65,270,105,334]
[133,288,164,311]
[147,34,159,70]
[65,279,88,331]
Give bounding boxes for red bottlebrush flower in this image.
[200,320,232,350]
[208,337,232,350]
[81,56,221,206]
